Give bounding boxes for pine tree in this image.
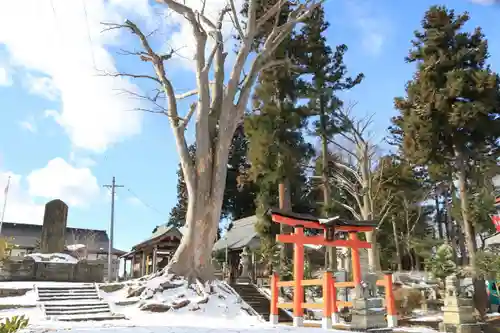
[392,6,500,316]
[426,243,458,285]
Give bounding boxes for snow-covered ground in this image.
[0,277,443,333]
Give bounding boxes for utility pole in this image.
[103,177,123,282]
[0,176,11,235]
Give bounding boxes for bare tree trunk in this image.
[456,150,487,319]
[320,112,336,273]
[279,180,293,277]
[391,216,403,271]
[414,252,420,271]
[435,194,444,240]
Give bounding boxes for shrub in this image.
[393,286,422,316]
[0,315,29,333]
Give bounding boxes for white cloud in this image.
[162,0,242,69]
[0,67,11,86]
[0,0,154,152]
[470,0,498,4]
[345,0,390,56]
[19,115,37,133]
[24,74,59,100]
[127,196,141,206]
[0,172,44,224]
[69,152,96,168]
[27,157,100,207]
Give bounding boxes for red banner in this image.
[492,215,500,232]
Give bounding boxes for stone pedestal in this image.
[40,199,68,254]
[440,275,481,333]
[350,298,388,331]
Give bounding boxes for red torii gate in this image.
[269,209,395,328]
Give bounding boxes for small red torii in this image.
[269,208,378,326]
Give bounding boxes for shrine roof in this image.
[269,209,378,229]
[212,215,259,252]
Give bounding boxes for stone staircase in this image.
[230,283,292,323]
[36,283,126,321]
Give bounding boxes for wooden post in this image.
[270,272,279,324]
[293,226,304,327]
[140,251,146,276]
[384,273,397,327]
[349,232,362,287]
[131,255,135,278]
[122,258,127,280]
[322,271,332,329]
[152,246,158,273]
[331,275,339,324]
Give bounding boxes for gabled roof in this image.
[213,215,259,252]
[132,225,183,250]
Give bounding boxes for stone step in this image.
[46,308,111,316]
[49,313,126,322]
[38,288,97,293]
[39,296,100,301]
[39,292,98,298]
[45,303,109,310]
[38,286,95,291]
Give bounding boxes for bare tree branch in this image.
[228,0,244,40]
[98,70,161,84]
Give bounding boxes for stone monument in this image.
[439,274,481,333]
[237,246,251,283]
[350,281,389,332]
[40,199,68,254]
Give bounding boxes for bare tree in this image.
[328,105,394,271]
[102,0,322,281]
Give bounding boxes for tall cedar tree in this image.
[244,36,313,272]
[168,128,257,229]
[392,6,500,316]
[294,6,363,270]
[241,1,313,274]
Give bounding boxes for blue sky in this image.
[0,0,498,252]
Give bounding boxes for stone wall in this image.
[0,258,104,282]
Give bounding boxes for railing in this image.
[269,271,397,329]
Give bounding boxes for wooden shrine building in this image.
[121,225,183,278]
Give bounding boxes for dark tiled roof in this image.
[0,222,119,253]
[213,215,259,251]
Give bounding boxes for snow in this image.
[27,253,79,264]
[66,244,86,251]
[0,276,444,333]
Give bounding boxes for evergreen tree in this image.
[167,144,195,228]
[426,243,458,285]
[295,6,363,270]
[392,6,500,316]
[244,18,314,274]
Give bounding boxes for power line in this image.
[126,187,166,218]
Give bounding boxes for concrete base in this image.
[439,323,482,333]
[269,314,279,325]
[293,316,303,327]
[386,315,397,328]
[322,317,332,329]
[331,313,340,324]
